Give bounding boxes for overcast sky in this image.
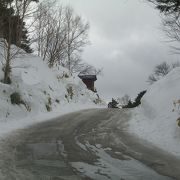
[60,0,179,101]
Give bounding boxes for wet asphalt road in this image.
[0,109,180,180]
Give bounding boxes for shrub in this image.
[55,99,60,103]
[173,100,180,127]
[93,94,102,105]
[67,86,74,100]
[10,92,23,105]
[94,98,102,104]
[64,73,69,78]
[48,96,52,105]
[45,95,52,112]
[46,104,51,112]
[57,73,69,81]
[10,92,31,111]
[177,117,180,127]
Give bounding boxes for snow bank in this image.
[129,67,180,156]
[0,46,105,137]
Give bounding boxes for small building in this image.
[78,72,97,92]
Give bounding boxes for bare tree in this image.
[1,38,12,84]
[147,61,170,84]
[172,61,180,68]
[154,61,171,77]
[117,94,131,107]
[0,0,14,84]
[147,74,158,84]
[147,0,180,17]
[63,6,89,73]
[160,14,180,53]
[46,8,67,68]
[147,61,176,84]
[0,0,37,84]
[33,2,90,73]
[147,0,180,53]
[33,1,56,57]
[33,2,67,68]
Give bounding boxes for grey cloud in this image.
[59,0,178,100]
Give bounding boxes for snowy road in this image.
[0,109,180,180]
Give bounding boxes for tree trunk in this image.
[3,15,12,84]
[68,45,71,73]
[3,41,11,84]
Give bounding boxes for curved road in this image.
[0,109,180,180]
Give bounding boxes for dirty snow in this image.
[72,141,171,180]
[129,67,180,157]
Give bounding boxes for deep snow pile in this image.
[0,46,105,136]
[129,67,180,156]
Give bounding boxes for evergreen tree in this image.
[20,28,33,53]
[122,90,147,108]
[0,0,36,53]
[0,0,37,84]
[0,0,14,37]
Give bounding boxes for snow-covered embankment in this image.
[129,67,180,156]
[0,48,105,137]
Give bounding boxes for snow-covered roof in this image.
[78,67,97,80]
[78,69,96,76]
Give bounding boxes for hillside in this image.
[129,67,180,156]
[0,46,105,136]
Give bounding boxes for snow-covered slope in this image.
[0,46,105,137]
[129,67,180,156]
